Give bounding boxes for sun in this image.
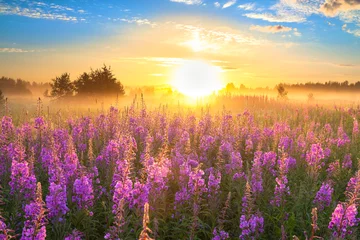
[171,60,223,98]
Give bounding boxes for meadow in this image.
[0,95,359,240]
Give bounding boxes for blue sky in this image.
[0,0,360,86]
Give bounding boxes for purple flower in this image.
[72,175,94,210]
[251,151,263,194]
[46,182,69,222]
[212,228,229,240]
[34,117,46,130]
[328,203,359,238]
[9,159,36,201]
[207,169,221,198]
[112,179,133,214]
[21,183,47,240]
[327,160,340,176]
[239,214,264,239]
[271,176,290,207]
[64,229,84,240]
[313,182,333,211]
[305,143,325,171]
[262,151,277,176]
[342,154,352,169]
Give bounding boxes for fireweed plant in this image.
[0,98,359,239]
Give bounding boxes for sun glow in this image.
[171,60,223,98]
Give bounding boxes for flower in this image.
[313,182,333,211]
[239,214,264,239]
[328,203,359,238]
[72,175,94,210]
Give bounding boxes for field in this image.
[0,96,359,240]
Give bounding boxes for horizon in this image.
[1,0,360,89]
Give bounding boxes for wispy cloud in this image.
[238,3,256,11]
[243,0,320,23]
[0,1,79,22]
[117,17,157,27]
[244,12,306,23]
[169,0,203,5]
[250,25,292,33]
[223,0,237,9]
[214,2,221,8]
[0,48,35,53]
[342,24,360,37]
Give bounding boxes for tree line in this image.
[278,81,360,91]
[47,65,125,98]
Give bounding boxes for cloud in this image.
[214,2,221,8]
[0,48,35,53]
[0,1,78,21]
[342,24,360,37]
[320,0,360,17]
[169,0,203,5]
[244,12,306,22]
[118,17,157,27]
[244,0,320,23]
[238,3,256,11]
[293,28,302,36]
[250,25,293,33]
[223,0,237,9]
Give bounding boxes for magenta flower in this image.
[328,203,359,238]
[212,228,229,240]
[72,175,94,210]
[313,182,333,211]
[46,182,69,222]
[305,143,325,171]
[251,151,263,194]
[239,214,264,239]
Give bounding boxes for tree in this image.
[0,90,5,107]
[74,65,125,96]
[50,73,74,98]
[226,82,236,92]
[276,84,288,100]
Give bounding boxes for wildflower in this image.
[306,143,325,169]
[251,151,263,194]
[313,182,333,211]
[271,175,290,207]
[9,158,36,201]
[64,229,84,240]
[72,175,94,211]
[342,154,352,169]
[21,183,47,240]
[328,203,358,238]
[212,228,229,240]
[207,169,221,198]
[239,214,264,239]
[46,182,69,222]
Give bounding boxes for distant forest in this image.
[279,81,360,92]
[0,76,50,96]
[225,81,360,92]
[2,73,360,99]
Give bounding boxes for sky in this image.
[0,0,360,87]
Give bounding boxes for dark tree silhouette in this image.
[276,84,288,99]
[74,65,125,96]
[0,77,32,95]
[0,90,5,107]
[50,73,74,98]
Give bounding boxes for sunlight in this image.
[171,60,223,98]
